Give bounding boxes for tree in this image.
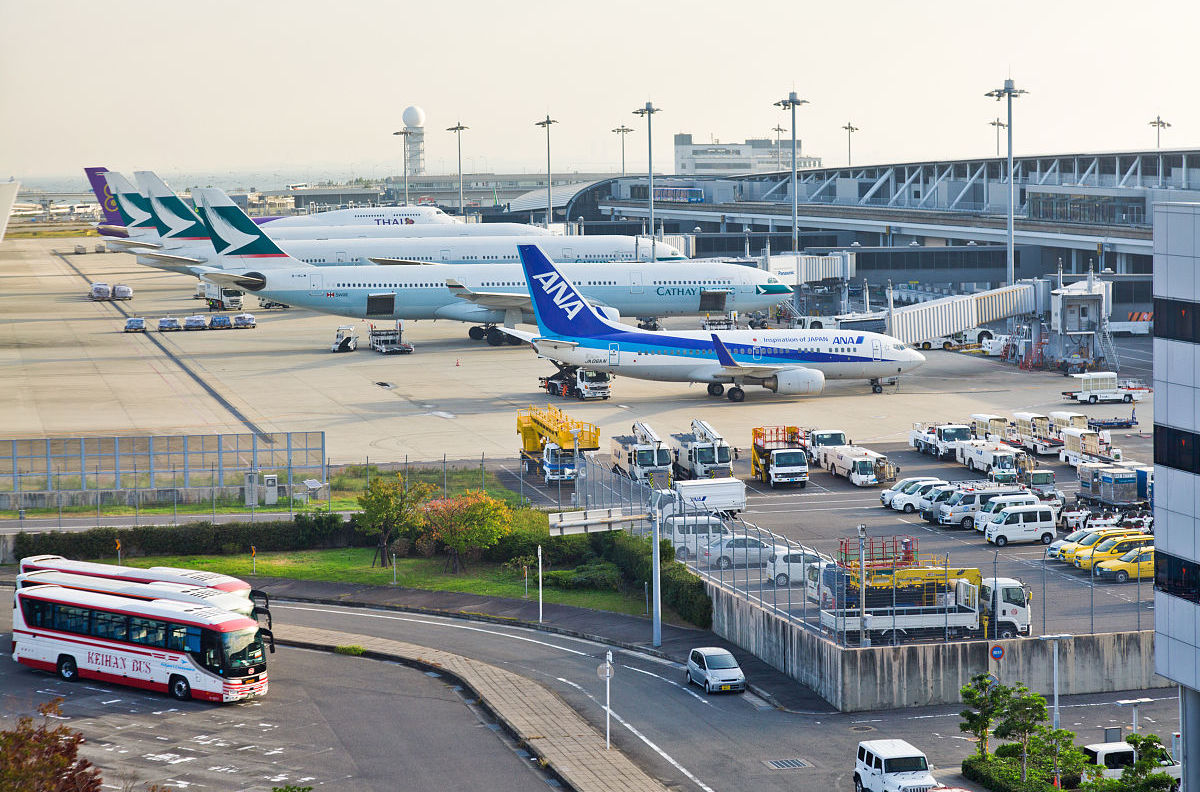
[959,674,1012,759]
[422,490,512,573]
[993,683,1048,782]
[1109,733,1177,792]
[356,474,433,568]
[1030,726,1093,788]
[0,698,102,792]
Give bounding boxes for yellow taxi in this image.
[1095,547,1155,583]
[1074,534,1153,572]
[1057,527,1142,565]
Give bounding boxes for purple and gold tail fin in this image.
[84,167,124,227]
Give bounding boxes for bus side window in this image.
[130,617,166,647]
[166,624,188,652]
[21,598,49,628]
[185,626,203,654]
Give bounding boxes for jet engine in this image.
[764,368,825,395]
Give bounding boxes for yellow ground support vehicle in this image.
[517,405,599,485]
[1095,547,1155,583]
[1057,527,1142,565]
[1073,533,1153,572]
[751,426,809,488]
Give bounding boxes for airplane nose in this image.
[909,348,926,366]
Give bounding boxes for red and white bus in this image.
[17,570,269,626]
[20,555,268,612]
[12,584,274,703]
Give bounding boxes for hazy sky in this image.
[2,0,1197,185]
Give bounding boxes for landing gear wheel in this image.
[486,327,505,346]
[57,655,78,682]
[506,334,522,345]
[169,675,192,701]
[707,383,725,397]
[727,386,745,402]
[468,325,485,341]
[872,384,883,394]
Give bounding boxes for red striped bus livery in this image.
[12,584,274,703]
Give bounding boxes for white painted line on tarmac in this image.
[556,677,719,792]
[620,664,711,706]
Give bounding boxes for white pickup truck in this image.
[1082,741,1181,784]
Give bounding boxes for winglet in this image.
[84,167,124,226]
[710,333,740,367]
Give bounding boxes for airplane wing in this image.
[368,257,441,266]
[133,251,210,274]
[531,337,580,355]
[709,333,789,377]
[446,279,532,311]
[103,236,162,250]
[97,224,130,238]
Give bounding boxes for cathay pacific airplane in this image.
[507,245,926,400]
[192,195,791,344]
[85,166,460,235]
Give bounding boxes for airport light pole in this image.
[1150,115,1171,149]
[772,124,787,170]
[1039,634,1071,729]
[775,91,809,253]
[986,79,1027,287]
[612,124,633,177]
[447,121,469,216]
[632,102,660,261]
[392,129,411,205]
[536,115,558,228]
[989,117,1007,158]
[842,122,859,167]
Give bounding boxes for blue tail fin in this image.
[84,167,124,226]
[517,245,614,338]
[710,333,739,367]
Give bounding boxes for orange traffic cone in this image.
[455,359,461,367]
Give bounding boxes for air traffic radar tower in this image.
[402,105,426,177]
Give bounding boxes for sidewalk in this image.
[247,575,835,713]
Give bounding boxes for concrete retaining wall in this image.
[706,580,1171,712]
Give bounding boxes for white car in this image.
[985,505,1058,546]
[891,480,947,513]
[1047,528,1092,561]
[880,477,939,508]
[766,548,829,588]
[684,647,745,694]
[854,739,938,792]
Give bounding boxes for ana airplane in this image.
[85,166,459,234]
[193,193,791,345]
[508,245,926,401]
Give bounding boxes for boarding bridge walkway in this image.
[885,282,1036,345]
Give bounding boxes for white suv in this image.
[880,477,938,508]
[854,739,938,792]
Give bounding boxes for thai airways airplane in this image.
[84,166,460,235]
[508,245,926,400]
[192,195,792,345]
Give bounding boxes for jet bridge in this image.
[885,282,1038,345]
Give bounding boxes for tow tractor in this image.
[517,405,600,485]
[539,363,611,400]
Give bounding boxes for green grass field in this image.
[117,548,677,621]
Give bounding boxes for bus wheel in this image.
[170,675,192,701]
[57,655,78,682]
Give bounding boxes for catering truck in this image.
[955,441,1025,483]
[204,282,244,311]
[750,426,809,488]
[611,421,672,487]
[816,445,899,487]
[909,422,972,460]
[671,419,734,480]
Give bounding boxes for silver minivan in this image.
[936,485,1026,530]
[665,515,730,561]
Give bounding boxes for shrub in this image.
[542,561,621,591]
[586,531,711,629]
[333,645,365,656]
[962,754,1053,792]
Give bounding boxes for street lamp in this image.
[447,121,468,216]
[1150,115,1171,149]
[1039,634,1072,729]
[612,124,633,177]
[1117,697,1154,734]
[771,124,787,170]
[631,102,660,261]
[988,117,1007,158]
[842,122,859,167]
[392,129,411,205]
[536,115,558,228]
[985,79,1027,287]
[857,523,867,646]
[774,91,809,253]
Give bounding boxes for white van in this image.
[985,505,1058,546]
[665,515,730,561]
[891,480,948,513]
[974,493,1040,532]
[880,477,938,508]
[854,739,938,792]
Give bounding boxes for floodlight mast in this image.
[536,115,558,228]
[775,92,810,253]
[985,79,1027,287]
[632,102,661,262]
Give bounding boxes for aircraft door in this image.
[308,272,322,294]
[335,250,349,264]
[561,248,574,261]
[440,249,451,262]
[752,345,763,361]
[872,339,883,361]
[608,343,620,365]
[630,272,643,294]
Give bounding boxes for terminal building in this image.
[674,133,821,175]
[1152,201,1200,790]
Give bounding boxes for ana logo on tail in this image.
[531,271,586,320]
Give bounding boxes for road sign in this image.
[990,645,1005,661]
[597,661,614,680]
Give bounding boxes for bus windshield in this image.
[222,628,267,670]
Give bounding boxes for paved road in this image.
[0,608,551,792]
